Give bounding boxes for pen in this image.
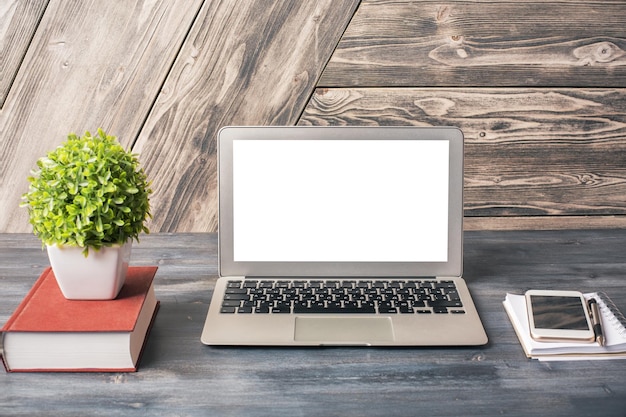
[588,298,605,346]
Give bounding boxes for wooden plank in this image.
[0,0,49,108]
[320,0,626,87]
[465,215,626,231]
[0,0,204,233]
[300,87,626,226]
[132,0,361,233]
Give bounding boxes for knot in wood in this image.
[450,35,463,45]
[574,41,626,65]
[579,173,596,185]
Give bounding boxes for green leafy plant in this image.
[21,129,152,255]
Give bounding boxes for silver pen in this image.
[588,298,605,346]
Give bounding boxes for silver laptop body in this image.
[201,126,488,346]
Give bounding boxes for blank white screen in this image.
[233,140,449,262]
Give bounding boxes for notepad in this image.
[503,292,626,361]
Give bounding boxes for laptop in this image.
[201,126,488,346]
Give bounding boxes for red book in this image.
[1,266,159,372]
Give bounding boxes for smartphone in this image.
[525,290,595,343]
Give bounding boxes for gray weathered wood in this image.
[0,0,360,235]
[0,0,49,108]
[1,231,626,416]
[0,0,204,232]
[132,0,360,233]
[464,215,626,231]
[301,87,626,230]
[320,0,626,87]
[2,0,625,234]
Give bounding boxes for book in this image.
[503,291,626,361]
[1,266,159,372]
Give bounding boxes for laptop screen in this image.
[218,126,464,277]
[232,139,449,262]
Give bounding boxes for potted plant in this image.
[21,129,152,300]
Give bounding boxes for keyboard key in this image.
[293,305,376,314]
[224,293,250,301]
[222,300,242,307]
[428,300,463,308]
[397,302,411,312]
[225,288,248,294]
[255,305,270,314]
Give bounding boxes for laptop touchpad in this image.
[294,317,394,344]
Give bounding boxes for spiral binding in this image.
[596,292,626,337]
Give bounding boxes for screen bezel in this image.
[217,126,464,278]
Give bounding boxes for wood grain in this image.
[0,0,49,108]
[2,0,625,234]
[132,0,360,233]
[320,0,626,87]
[0,0,204,233]
[465,215,626,231]
[2,231,626,416]
[300,87,626,227]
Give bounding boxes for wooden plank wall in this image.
[0,0,48,108]
[0,0,360,233]
[0,0,206,230]
[304,0,626,230]
[1,0,625,234]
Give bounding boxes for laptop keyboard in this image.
[219,279,465,315]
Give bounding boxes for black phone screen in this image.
[530,295,590,330]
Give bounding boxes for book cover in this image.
[1,266,159,372]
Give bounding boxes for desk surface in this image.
[1,230,626,416]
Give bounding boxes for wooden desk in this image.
[2,231,625,416]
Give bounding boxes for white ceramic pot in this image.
[46,241,132,300]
